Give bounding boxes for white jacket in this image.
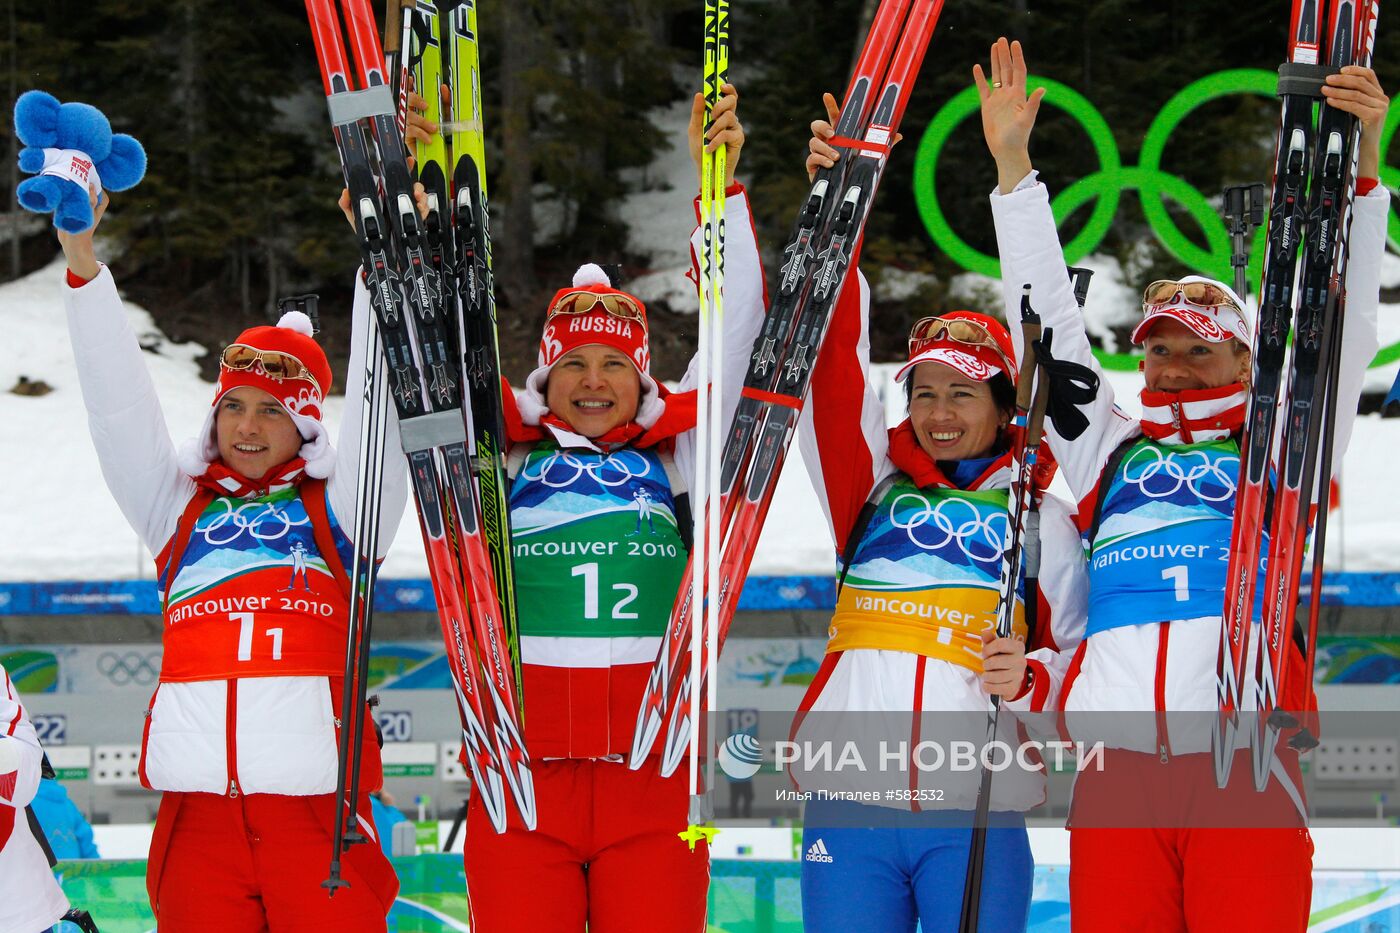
[63,268,409,795]
[791,268,1088,812]
[0,663,71,932]
[989,173,1385,762]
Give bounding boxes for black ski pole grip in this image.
[277,293,321,334]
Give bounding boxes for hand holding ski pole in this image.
[690,83,744,190]
[979,630,1028,699]
[974,37,1045,194]
[334,89,436,228]
[805,92,903,182]
[1321,66,1389,179]
[55,185,106,281]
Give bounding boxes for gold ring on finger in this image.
[992,81,1003,88]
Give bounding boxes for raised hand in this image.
[805,92,842,183]
[56,185,107,281]
[337,87,438,228]
[804,91,902,183]
[690,83,745,191]
[973,37,1045,193]
[1322,65,1390,181]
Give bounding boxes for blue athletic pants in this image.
[799,800,1033,933]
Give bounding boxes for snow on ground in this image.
[617,96,705,316]
[2,254,1398,581]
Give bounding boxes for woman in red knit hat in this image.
[56,188,410,930]
[457,85,767,933]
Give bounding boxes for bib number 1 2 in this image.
[571,562,639,620]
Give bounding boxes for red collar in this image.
[886,419,1012,490]
[191,457,307,499]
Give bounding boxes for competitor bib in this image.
[158,487,353,681]
[831,480,1026,672]
[1086,437,1264,636]
[510,445,687,639]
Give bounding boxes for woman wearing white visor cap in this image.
[787,90,1089,932]
[977,35,1389,933]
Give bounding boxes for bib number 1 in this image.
[1162,565,1189,602]
[232,612,283,662]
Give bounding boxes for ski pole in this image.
[326,312,391,891]
[702,0,730,843]
[1066,265,1094,311]
[959,285,1050,933]
[1222,183,1266,304]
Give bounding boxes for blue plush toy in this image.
[14,90,146,234]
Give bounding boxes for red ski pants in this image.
[464,757,710,933]
[1069,750,1313,932]
[147,791,398,932]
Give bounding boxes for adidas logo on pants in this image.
[805,838,834,863]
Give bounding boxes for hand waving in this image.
[973,37,1044,193]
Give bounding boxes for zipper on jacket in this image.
[1154,624,1172,764]
[226,679,240,797]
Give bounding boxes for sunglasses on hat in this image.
[1141,279,1241,313]
[547,290,645,325]
[221,344,323,394]
[907,316,1013,372]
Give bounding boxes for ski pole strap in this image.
[26,805,57,868]
[61,910,101,933]
[1028,329,1099,442]
[740,386,803,410]
[826,134,890,155]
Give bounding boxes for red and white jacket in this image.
[63,269,409,796]
[989,173,1386,772]
[0,663,71,931]
[790,266,1087,811]
[504,185,768,760]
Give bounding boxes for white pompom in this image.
[276,310,315,336]
[573,263,612,289]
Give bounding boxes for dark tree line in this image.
[4,0,1396,381]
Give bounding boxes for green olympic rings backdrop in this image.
[913,69,1400,372]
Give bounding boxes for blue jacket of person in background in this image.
[31,778,99,860]
[370,792,409,858]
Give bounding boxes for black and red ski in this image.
[628,0,946,775]
[304,0,534,858]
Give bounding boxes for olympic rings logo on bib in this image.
[888,493,1008,564]
[198,499,310,546]
[520,449,655,489]
[1120,445,1237,502]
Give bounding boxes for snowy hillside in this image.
[4,93,1399,582]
